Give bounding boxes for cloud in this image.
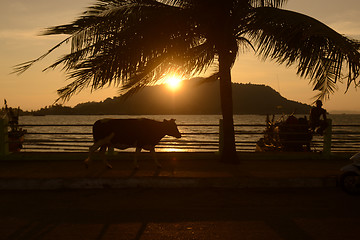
[330,21,360,37]
[0,29,40,40]
[0,28,65,47]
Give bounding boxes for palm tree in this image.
[14,0,360,163]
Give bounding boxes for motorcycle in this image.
[339,152,360,195]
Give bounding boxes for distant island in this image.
[26,78,311,115]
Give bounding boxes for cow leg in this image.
[84,157,91,168]
[84,141,104,168]
[150,147,161,168]
[84,133,114,168]
[84,142,101,168]
[99,145,112,169]
[134,147,141,169]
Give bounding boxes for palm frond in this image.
[16,0,359,103]
[195,72,220,85]
[250,0,287,8]
[12,37,71,74]
[42,0,219,102]
[246,7,360,100]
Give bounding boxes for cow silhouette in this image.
[84,118,181,168]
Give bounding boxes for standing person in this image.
[310,100,328,135]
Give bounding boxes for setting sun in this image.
[165,75,183,91]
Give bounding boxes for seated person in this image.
[309,100,328,135]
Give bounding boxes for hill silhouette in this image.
[33,78,311,115]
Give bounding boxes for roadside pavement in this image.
[0,152,351,190]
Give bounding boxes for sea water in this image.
[18,114,360,152]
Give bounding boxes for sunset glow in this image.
[165,75,183,91]
[1,1,360,112]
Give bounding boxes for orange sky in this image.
[1,0,359,112]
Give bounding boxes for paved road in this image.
[0,188,359,240]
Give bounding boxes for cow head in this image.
[163,119,181,138]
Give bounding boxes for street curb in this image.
[0,176,338,190]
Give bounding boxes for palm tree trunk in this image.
[218,51,239,164]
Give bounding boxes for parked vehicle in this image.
[339,152,360,195]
